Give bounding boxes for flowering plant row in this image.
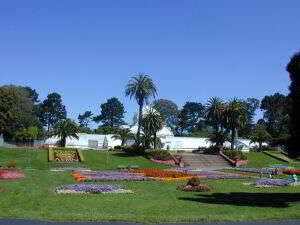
[131,169,193,178]
[71,171,154,182]
[55,184,133,194]
[189,171,252,180]
[235,168,273,174]
[253,179,292,187]
[283,170,300,175]
[0,170,25,180]
[51,168,92,172]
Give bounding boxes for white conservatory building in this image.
[45,107,261,151]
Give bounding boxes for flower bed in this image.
[235,168,273,174]
[0,171,25,180]
[283,170,300,175]
[132,169,193,178]
[50,168,92,172]
[253,179,292,187]
[49,148,84,163]
[55,184,133,194]
[189,171,252,180]
[71,171,154,182]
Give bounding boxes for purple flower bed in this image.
[190,171,251,179]
[77,171,155,181]
[254,179,292,187]
[51,168,91,172]
[268,165,291,170]
[55,184,132,194]
[235,168,272,174]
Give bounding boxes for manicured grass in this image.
[243,152,300,168]
[1,148,300,223]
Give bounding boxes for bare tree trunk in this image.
[231,128,235,150]
[154,133,157,149]
[136,102,143,146]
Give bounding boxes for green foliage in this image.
[5,160,17,169]
[209,130,230,149]
[249,125,271,151]
[141,108,164,149]
[13,126,40,142]
[118,145,146,156]
[176,102,205,135]
[260,93,289,140]
[223,98,248,150]
[146,149,173,161]
[125,74,157,145]
[112,128,134,146]
[94,125,120,135]
[286,52,300,158]
[0,85,42,139]
[94,97,125,127]
[38,93,67,132]
[78,111,93,128]
[152,99,179,132]
[205,97,225,132]
[50,119,79,147]
[223,150,247,160]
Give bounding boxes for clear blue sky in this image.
[1,0,299,126]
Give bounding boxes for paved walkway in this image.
[181,153,232,170]
[1,220,300,225]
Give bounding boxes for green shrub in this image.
[223,150,247,160]
[146,149,173,161]
[6,160,17,169]
[121,146,145,156]
[187,177,201,186]
[114,145,123,150]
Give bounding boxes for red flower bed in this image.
[283,170,300,175]
[0,171,25,180]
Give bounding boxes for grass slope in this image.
[0,148,300,223]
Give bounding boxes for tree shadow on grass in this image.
[178,192,300,208]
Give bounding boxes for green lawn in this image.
[1,148,300,223]
[243,152,300,168]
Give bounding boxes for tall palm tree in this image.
[112,128,134,146]
[223,99,248,150]
[50,119,79,147]
[205,97,225,132]
[125,74,157,145]
[141,108,164,149]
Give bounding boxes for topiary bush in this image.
[120,146,146,156]
[223,150,247,160]
[146,149,173,161]
[177,177,213,192]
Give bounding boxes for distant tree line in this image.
[0,51,299,157]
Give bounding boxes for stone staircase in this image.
[180,153,232,170]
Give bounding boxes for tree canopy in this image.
[38,93,67,132]
[94,97,125,128]
[286,52,300,157]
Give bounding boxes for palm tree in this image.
[205,97,225,132]
[223,99,248,150]
[209,130,230,151]
[141,108,164,149]
[50,119,79,147]
[249,125,271,151]
[112,128,134,146]
[125,74,157,145]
